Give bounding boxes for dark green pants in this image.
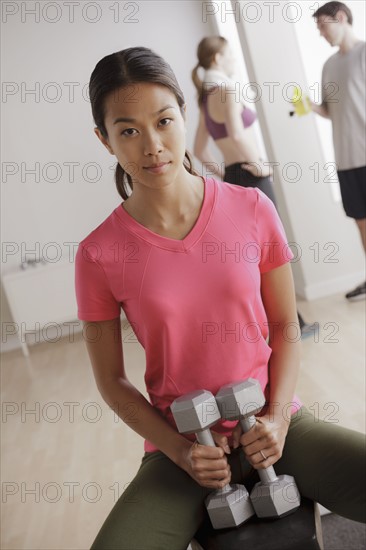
[90,408,366,550]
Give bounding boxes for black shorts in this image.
[337,166,366,219]
[224,162,277,207]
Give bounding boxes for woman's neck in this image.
[203,67,232,85]
[123,172,204,230]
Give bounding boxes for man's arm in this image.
[311,100,330,119]
[311,63,331,119]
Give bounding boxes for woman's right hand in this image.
[180,433,232,489]
[241,160,273,178]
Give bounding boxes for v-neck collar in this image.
[114,176,216,252]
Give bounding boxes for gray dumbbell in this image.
[215,379,301,518]
[170,389,254,529]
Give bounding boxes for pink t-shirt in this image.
[75,177,302,452]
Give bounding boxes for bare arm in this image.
[260,262,301,424]
[311,66,331,119]
[224,92,272,177]
[232,263,301,467]
[83,317,192,464]
[310,100,331,119]
[83,317,231,489]
[193,109,224,179]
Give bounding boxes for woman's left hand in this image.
[231,414,290,469]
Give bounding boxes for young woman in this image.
[192,36,316,338]
[75,47,365,550]
[191,36,275,200]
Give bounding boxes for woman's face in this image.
[215,44,236,77]
[95,82,187,192]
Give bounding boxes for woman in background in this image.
[192,36,316,338]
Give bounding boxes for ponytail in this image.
[115,163,130,201]
[192,36,228,108]
[192,63,204,108]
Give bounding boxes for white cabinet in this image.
[2,261,78,356]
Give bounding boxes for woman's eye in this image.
[121,119,172,136]
[159,118,172,126]
[121,128,137,136]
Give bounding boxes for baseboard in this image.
[188,541,204,550]
[1,314,127,354]
[1,334,28,353]
[318,504,332,516]
[0,322,84,354]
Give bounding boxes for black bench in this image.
[194,497,324,550]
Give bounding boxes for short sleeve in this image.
[75,243,121,321]
[321,64,326,106]
[255,189,294,274]
[321,63,330,112]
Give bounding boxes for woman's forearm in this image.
[266,326,301,426]
[99,378,192,466]
[311,101,330,119]
[231,324,301,460]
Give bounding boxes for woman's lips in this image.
[144,162,171,174]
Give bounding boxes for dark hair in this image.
[89,47,198,200]
[312,1,353,25]
[191,36,228,108]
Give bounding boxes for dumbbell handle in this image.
[196,428,232,495]
[240,416,278,484]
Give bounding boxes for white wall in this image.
[227,0,365,299]
[1,1,365,350]
[1,0,216,348]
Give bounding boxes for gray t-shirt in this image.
[321,40,366,171]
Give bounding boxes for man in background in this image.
[311,1,366,301]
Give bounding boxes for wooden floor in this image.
[1,293,365,550]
